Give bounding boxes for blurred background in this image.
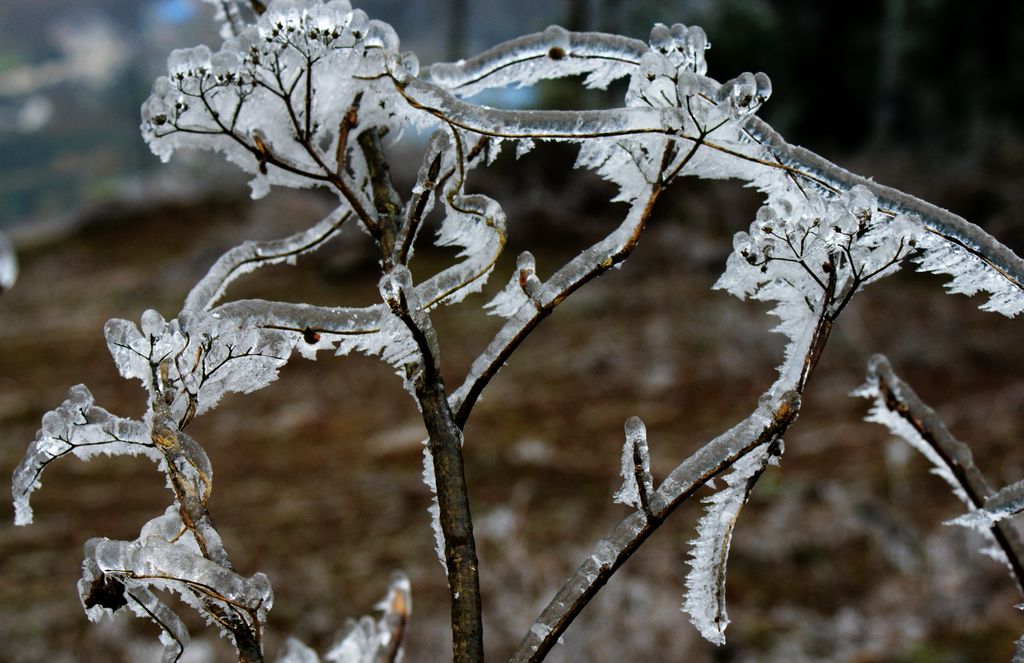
[1,1,1023,661]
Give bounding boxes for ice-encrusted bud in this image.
[140,309,167,339]
[364,19,399,50]
[379,266,415,312]
[386,50,420,84]
[716,72,770,117]
[516,251,543,300]
[846,184,878,223]
[168,45,212,77]
[649,23,673,53]
[754,71,772,104]
[670,23,688,47]
[614,416,654,512]
[210,50,241,78]
[345,8,369,39]
[717,72,758,116]
[542,24,571,57]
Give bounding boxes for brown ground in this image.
[2,160,1023,662]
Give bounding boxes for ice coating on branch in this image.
[142,0,428,198]
[613,416,654,511]
[423,25,644,97]
[87,532,273,643]
[80,545,192,663]
[853,366,972,506]
[77,508,272,659]
[914,230,1024,316]
[949,478,1024,531]
[13,385,158,525]
[855,356,1011,567]
[682,442,774,646]
[412,138,508,309]
[485,251,542,318]
[0,230,17,293]
[105,308,297,422]
[185,208,350,311]
[324,572,412,663]
[715,186,921,373]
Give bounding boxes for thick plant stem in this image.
[386,272,484,663]
[417,377,484,663]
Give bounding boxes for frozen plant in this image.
[11,1,1024,661]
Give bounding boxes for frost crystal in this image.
[421,443,447,570]
[682,443,774,646]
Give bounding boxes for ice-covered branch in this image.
[950,478,1024,531]
[12,385,159,526]
[79,510,272,662]
[511,390,800,663]
[424,25,647,96]
[514,274,841,658]
[184,208,352,312]
[326,571,411,663]
[855,354,1024,593]
[452,178,660,426]
[276,571,411,662]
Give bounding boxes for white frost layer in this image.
[682,442,772,646]
[420,443,447,571]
